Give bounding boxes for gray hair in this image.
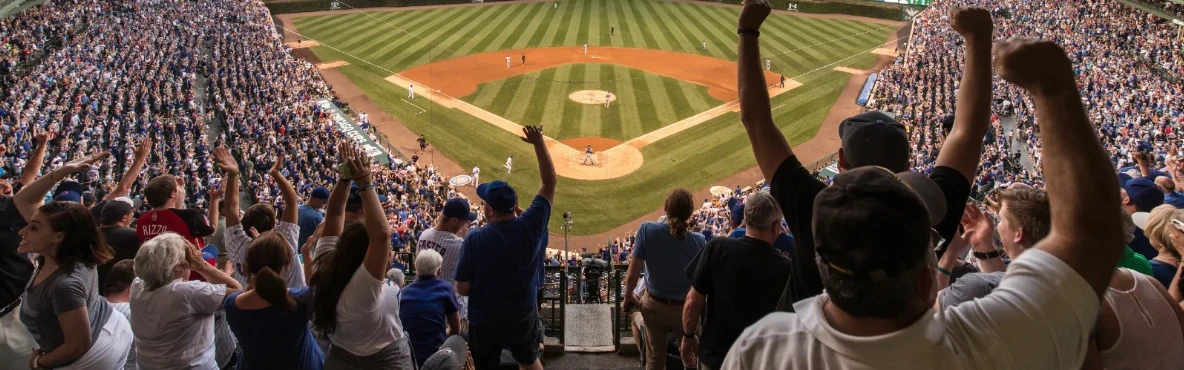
[134,233,188,291]
[415,249,443,277]
[386,268,406,287]
[743,191,782,231]
[817,248,936,318]
[1120,209,1136,245]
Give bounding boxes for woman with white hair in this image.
[131,232,242,369]
[398,249,461,368]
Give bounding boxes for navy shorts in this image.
[469,308,541,369]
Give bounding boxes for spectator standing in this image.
[724,11,1126,370]
[309,144,413,369]
[623,188,705,370]
[96,197,146,295]
[223,148,306,288]
[1123,176,1165,259]
[105,259,138,370]
[726,202,793,259]
[399,249,461,369]
[225,231,324,370]
[299,187,330,247]
[136,174,215,252]
[456,126,555,370]
[1085,266,1184,369]
[131,233,242,369]
[680,192,790,370]
[418,198,477,330]
[1142,205,1180,288]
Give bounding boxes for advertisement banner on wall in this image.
[317,99,391,165]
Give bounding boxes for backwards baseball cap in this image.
[813,167,947,282]
[420,335,468,370]
[443,198,478,221]
[476,180,517,213]
[53,181,85,202]
[311,187,330,201]
[838,111,911,173]
[1120,176,1163,213]
[99,196,141,224]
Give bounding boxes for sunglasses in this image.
[1172,219,1184,233]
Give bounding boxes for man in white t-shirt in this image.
[721,3,1126,369]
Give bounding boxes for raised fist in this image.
[738,0,771,31]
[950,7,992,42]
[993,38,1076,95]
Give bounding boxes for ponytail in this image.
[667,217,689,239]
[255,266,295,312]
[664,188,695,240]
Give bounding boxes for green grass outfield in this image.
[462,64,723,141]
[292,0,894,235]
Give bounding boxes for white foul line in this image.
[402,99,427,114]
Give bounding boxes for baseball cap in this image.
[443,198,478,221]
[730,203,745,226]
[1120,176,1163,213]
[813,167,947,282]
[838,111,911,173]
[311,187,330,201]
[53,181,85,202]
[420,335,468,370]
[476,180,517,213]
[99,197,140,225]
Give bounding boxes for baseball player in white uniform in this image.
[766,59,771,71]
[582,145,595,165]
[604,92,611,108]
[506,55,511,68]
[504,155,514,173]
[584,43,588,55]
[702,40,707,50]
[471,165,480,186]
[408,84,415,99]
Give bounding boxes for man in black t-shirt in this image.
[734,1,993,311]
[680,192,791,370]
[96,197,142,295]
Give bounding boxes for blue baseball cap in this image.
[443,198,478,221]
[53,181,84,202]
[730,203,745,227]
[1121,177,1164,213]
[476,181,517,213]
[311,187,330,201]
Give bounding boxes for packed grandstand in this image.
[1,0,1183,369]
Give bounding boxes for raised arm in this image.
[184,239,242,309]
[737,0,791,181]
[207,185,223,233]
[14,151,109,220]
[105,138,152,200]
[269,155,299,225]
[995,38,1123,296]
[521,126,555,202]
[322,164,351,239]
[342,147,390,280]
[19,131,50,186]
[935,7,994,181]
[213,146,242,227]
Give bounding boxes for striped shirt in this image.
[416,228,463,284]
[110,301,137,370]
[225,222,306,288]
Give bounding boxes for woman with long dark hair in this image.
[310,144,412,370]
[225,231,324,369]
[14,152,134,369]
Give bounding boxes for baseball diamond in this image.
[282,0,898,236]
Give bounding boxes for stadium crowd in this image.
[1,0,1184,370]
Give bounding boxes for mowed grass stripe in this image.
[463,3,528,55]
[502,66,543,124]
[299,13,365,35]
[679,3,749,60]
[430,7,507,60]
[610,0,644,49]
[574,0,592,46]
[495,2,545,51]
[524,2,562,47]
[388,6,497,67]
[558,64,588,138]
[484,76,521,117]
[600,65,622,139]
[519,68,558,126]
[538,65,574,136]
[660,76,695,121]
[642,1,694,55]
[665,2,733,60]
[587,0,604,48]
[358,8,463,60]
[336,11,418,53]
[628,67,661,134]
[539,0,575,46]
[578,64,605,138]
[452,5,520,55]
[635,1,682,52]
[622,0,659,49]
[612,65,644,139]
[560,0,585,46]
[603,0,622,48]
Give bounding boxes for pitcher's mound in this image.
[569,90,616,105]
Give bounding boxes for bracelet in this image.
[358,183,377,192]
[936,266,952,276]
[973,250,1002,259]
[738,28,760,37]
[683,332,696,338]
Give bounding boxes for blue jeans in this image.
[469,308,541,370]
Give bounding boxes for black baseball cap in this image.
[838,111,911,173]
[100,197,138,225]
[443,198,478,221]
[477,180,517,213]
[813,167,946,282]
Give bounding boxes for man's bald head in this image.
[1155,177,1175,194]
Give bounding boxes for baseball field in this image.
[281,0,898,236]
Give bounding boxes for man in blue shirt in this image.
[456,126,555,370]
[296,186,328,247]
[400,249,460,369]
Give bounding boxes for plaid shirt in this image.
[225,222,306,288]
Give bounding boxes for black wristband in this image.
[738,28,760,37]
[683,332,697,338]
[973,250,1002,259]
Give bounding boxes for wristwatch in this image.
[683,331,697,338]
[973,250,1002,259]
[737,28,760,37]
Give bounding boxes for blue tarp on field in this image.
[856,72,878,106]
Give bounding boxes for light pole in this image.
[562,211,573,299]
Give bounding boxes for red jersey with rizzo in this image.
[136,208,216,281]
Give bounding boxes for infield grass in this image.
[293,0,893,235]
